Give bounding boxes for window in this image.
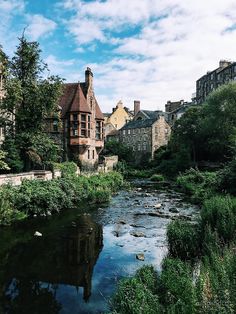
[92,150,95,159]
[128,129,131,134]
[88,115,91,137]
[73,114,77,121]
[123,130,126,135]
[80,114,87,137]
[143,142,147,150]
[73,129,78,136]
[138,144,141,151]
[88,150,90,159]
[155,126,158,133]
[53,120,58,132]
[133,129,135,134]
[96,121,101,139]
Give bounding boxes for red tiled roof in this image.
[70,84,91,113]
[95,99,104,120]
[59,83,91,118]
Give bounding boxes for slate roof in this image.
[121,118,157,130]
[141,110,163,119]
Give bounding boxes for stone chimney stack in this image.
[85,67,93,89]
[134,100,140,116]
[219,60,232,69]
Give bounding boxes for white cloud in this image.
[25,14,57,41]
[60,0,236,112]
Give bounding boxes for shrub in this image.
[167,220,200,261]
[150,174,164,182]
[158,258,197,313]
[201,196,236,243]
[112,266,161,314]
[177,168,218,203]
[52,161,78,179]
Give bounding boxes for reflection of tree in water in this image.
[1,214,103,313]
[3,280,61,314]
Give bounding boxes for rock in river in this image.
[136,253,145,261]
[131,231,145,237]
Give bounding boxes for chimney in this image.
[85,67,93,89]
[219,60,232,69]
[134,100,140,116]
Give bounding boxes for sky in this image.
[1,0,236,112]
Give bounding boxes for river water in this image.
[0,180,198,314]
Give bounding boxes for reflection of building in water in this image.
[65,214,103,301]
[3,214,103,304]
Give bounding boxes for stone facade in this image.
[120,112,171,163]
[104,100,133,139]
[47,68,104,169]
[165,100,194,126]
[196,60,236,104]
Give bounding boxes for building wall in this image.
[151,116,171,157]
[196,60,236,104]
[120,116,171,163]
[108,103,132,130]
[120,126,152,163]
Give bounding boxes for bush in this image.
[150,174,164,182]
[112,266,161,314]
[218,158,236,195]
[52,161,78,179]
[167,220,200,261]
[201,196,236,243]
[158,258,197,313]
[0,171,124,224]
[177,168,218,203]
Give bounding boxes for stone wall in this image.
[151,116,171,157]
[104,156,118,170]
[0,171,54,187]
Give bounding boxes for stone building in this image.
[196,60,236,104]
[165,99,193,126]
[47,67,104,169]
[120,107,171,163]
[104,100,133,139]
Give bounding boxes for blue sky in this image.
[1,0,236,112]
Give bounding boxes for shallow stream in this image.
[0,180,199,314]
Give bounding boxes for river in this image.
[0,180,199,314]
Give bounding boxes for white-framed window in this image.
[128,129,131,134]
[123,130,126,135]
[138,144,141,151]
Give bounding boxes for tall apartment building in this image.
[196,60,236,104]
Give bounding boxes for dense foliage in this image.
[0,171,124,225]
[0,36,63,172]
[153,83,236,177]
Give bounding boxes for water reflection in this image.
[1,214,103,313]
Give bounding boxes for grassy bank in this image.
[111,169,236,313]
[0,171,124,226]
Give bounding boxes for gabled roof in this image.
[59,83,91,118]
[140,110,163,119]
[95,99,104,120]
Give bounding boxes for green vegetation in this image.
[111,195,236,313]
[0,36,63,173]
[111,84,236,314]
[51,161,78,178]
[176,168,219,203]
[0,171,124,225]
[0,150,9,171]
[150,174,164,182]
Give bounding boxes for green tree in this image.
[201,82,236,161]
[0,36,63,171]
[0,150,9,171]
